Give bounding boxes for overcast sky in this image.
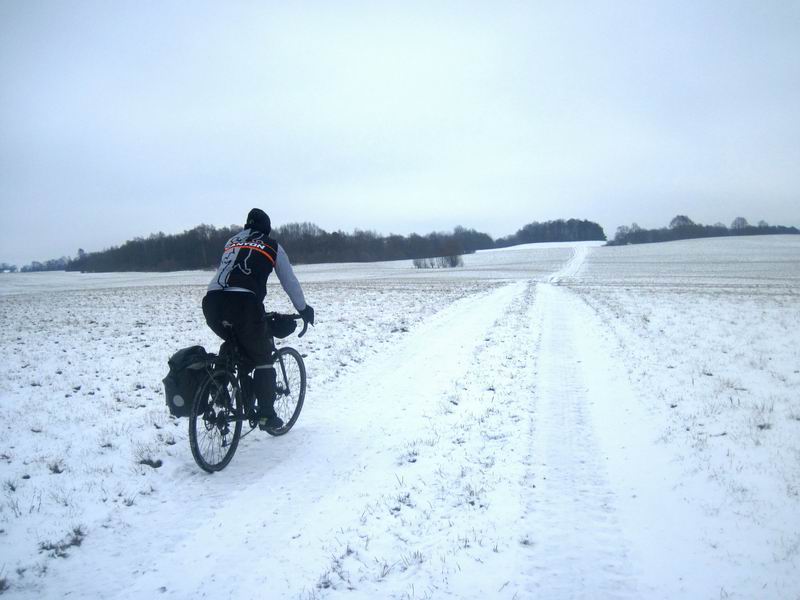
[1,1,798,266]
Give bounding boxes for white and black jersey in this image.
[207,228,306,310]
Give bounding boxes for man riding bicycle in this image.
[202,208,314,430]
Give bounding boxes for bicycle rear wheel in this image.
[267,347,306,436]
[189,370,244,472]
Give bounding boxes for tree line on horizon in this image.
[10,218,607,273]
[609,215,799,246]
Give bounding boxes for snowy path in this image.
[116,266,684,599]
[521,282,638,598]
[96,281,528,599]
[547,245,588,283]
[522,282,777,599]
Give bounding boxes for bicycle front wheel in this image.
[189,370,244,472]
[268,347,306,436]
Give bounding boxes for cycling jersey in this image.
[207,228,306,310]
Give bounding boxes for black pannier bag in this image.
[163,345,210,418]
[267,314,297,339]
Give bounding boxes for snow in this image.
[478,240,606,253]
[0,235,798,599]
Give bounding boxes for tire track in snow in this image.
[547,281,753,600]
[519,282,639,599]
[547,245,589,284]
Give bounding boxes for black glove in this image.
[299,304,315,326]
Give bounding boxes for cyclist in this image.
[202,208,314,430]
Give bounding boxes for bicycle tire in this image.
[189,369,244,472]
[267,347,306,436]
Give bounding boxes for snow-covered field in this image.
[0,236,798,599]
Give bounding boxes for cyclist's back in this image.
[202,208,314,429]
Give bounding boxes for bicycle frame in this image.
[189,312,308,472]
[212,341,295,428]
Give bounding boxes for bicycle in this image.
[188,313,308,472]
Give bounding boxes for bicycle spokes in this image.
[189,372,244,472]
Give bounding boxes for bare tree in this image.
[731,217,750,230]
[613,226,631,243]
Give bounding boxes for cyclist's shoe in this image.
[258,414,284,430]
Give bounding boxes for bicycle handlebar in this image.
[297,316,309,338]
[266,312,311,339]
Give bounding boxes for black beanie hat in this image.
[245,208,271,234]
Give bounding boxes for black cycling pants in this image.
[202,291,276,412]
